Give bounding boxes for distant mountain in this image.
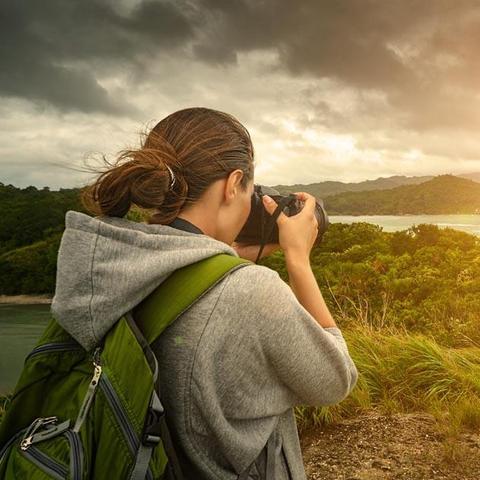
[457,172,480,183]
[324,175,480,215]
[271,175,434,198]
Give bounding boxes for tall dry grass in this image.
[295,324,480,437]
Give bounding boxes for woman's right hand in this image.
[262,191,318,262]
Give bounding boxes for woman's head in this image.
[81,107,256,244]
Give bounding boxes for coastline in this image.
[329,213,480,217]
[0,294,52,305]
[328,214,480,236]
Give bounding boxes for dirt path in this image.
[0,294,52,304]
[299,411,480,480]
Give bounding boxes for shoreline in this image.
[329,213,480,217]
[0,294,52,305]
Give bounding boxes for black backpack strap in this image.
[238,459,255,480]
[237,428,279,480]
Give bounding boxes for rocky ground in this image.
[300,411,480,480]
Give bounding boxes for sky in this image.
[1,0,480,190]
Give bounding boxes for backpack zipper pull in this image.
[20,416,58,450]
[91,347,102,385]
[72,347,103,433]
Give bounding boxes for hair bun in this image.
[80,107,253,223]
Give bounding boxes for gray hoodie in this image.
[51,210,358,480]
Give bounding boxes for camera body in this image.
[235,184,329,248]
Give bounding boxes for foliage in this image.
[0,233,62,294]
[261,221,480,348]
[0,182,84,255]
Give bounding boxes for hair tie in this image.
[165,164,176,189]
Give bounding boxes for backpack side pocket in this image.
[0,419,86,480]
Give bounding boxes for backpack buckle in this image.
[141,392,165,446]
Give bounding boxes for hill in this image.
[271,174,434,198]
[0,183,83,255]
[458,172,480,182]
[324,175,480,215]
[271,172,480,200]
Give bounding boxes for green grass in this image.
[295,324,480,434]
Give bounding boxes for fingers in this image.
[293,191,315,204]
[262,195,288,222]
[293,191,317,215]
[295,192,317,210]
[261,195,275,215]
[263,192,317,225]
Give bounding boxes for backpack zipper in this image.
[0,427,28,464]
[1,426,67,479]
[25,341,82,361]
[99,373,153,480]
[11,342,83,403]
[22,445,68,480]
[64,430,83,480]
[99,374,138,451]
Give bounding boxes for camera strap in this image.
[255,196,293,264]
[167,217,204,235]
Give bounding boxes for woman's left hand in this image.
[231,242,282,262]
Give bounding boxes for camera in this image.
[235,184,329,263]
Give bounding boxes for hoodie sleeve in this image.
[213,264,359,410]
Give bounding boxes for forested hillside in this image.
[1,174,478,259]
[324,175,480,214]
[0,183,84,255]
[272,174,434,198]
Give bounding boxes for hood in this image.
[51,210,240,351]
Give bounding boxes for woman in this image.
[51,107,358,479]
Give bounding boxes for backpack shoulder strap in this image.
[132,253,253,345]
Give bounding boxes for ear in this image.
[224,169,244,203]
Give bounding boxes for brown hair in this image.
[80,107,255,224]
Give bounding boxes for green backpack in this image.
[0,253,252,479]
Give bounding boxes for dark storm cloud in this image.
[193,0,480,131]
[2,0,480,132]
[0,0,195,113]
[194,0,414,89]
